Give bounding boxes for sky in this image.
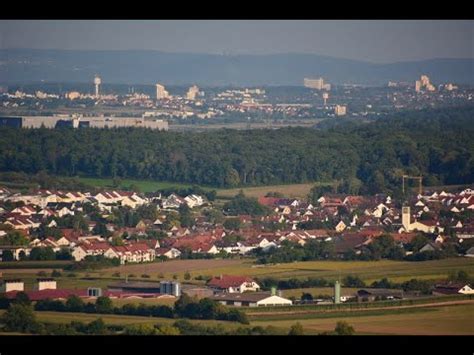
[0,20,473,63]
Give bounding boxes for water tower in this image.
[94,75,102,97]
[323,92,329,106]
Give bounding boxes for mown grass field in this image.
[216,182,324,199]
[250,303,474,335]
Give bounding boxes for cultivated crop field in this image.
[98,258,474,284]
[250,303,474,335]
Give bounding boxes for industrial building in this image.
[304,77,331,90]
[0,116,169,131]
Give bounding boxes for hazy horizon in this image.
[1,20,473,64]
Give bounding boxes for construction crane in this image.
[402,175,423,195]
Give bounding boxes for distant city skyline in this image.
[0,20,473,63]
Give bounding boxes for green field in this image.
[76,176,326,198]
[77,177,199,193]
[0,310,242,329]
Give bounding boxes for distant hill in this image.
[1,49,472,86]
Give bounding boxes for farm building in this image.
[432,283,474,296]
[210,292,292,307]
[356,288,404,302]
[207,275,260,294]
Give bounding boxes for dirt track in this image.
[247,299,474,317]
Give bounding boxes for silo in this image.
[171,282,181,297]
[334,281,341,304]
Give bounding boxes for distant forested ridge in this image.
[1,49,473,85]
[0,107,473,193]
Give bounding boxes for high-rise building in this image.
[416,75,435,93]
[186,85,199,100]
[304,77,331,90]
[415,80,422,92]
[155,83,169,100]
[334,105,347,116]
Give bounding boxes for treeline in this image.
[255,275,456,295]
[0,107,473,192]
[0,292,249,325]
[252,234,459,264]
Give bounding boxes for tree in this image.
[0,230,29,246]
[184,271,191,281]
[14,292,31,306]
[178,204,194,228]
[335,321,355,335]
[2,249,14,261]
[85,318,108,335]
[301,293,313,302]
[343,275,366,288]
[95,296,113,314]
[65,295,85,312]
[223,191,269,216]
[29,247,56,261]
[223,218,242,230]
[124,324,157,335]
[288,322,304,335]
[2,303,38,333]
[156,325,181,335]
[55,248,73,260]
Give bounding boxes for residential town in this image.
[1,184,473,266]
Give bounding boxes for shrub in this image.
[141,274,150,278]
[51,270,62,277]
[335,321,355,335]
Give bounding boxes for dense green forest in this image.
[0,107,473,193]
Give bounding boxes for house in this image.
[107,243,156,264]
[432,283,474,296]
[11,205,37,216]
[207,275,260,293]
[210,291,292,307]
[419,242,442,253]
[335,220,347,232]
[5,216,41,230]
[184,194,204,208]
[156,247,181,259]
[162,194,185,209]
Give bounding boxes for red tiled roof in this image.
[4,289,164,301]
[207,275,255,288]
